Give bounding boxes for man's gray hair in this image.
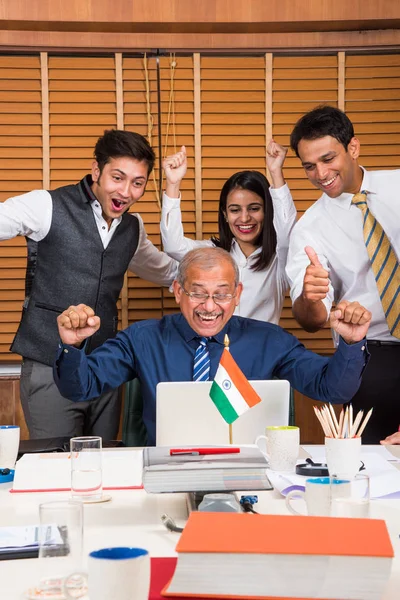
[176,247,239,287]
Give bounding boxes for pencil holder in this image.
[325,436,362,478]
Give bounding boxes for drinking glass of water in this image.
[70,436,103,502]
[33,500,86,598]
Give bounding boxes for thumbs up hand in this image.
[301,246,330,303]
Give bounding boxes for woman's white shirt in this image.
[160,184,297,324]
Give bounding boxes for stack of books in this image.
[142,445,271,493]
[163,512,394,599]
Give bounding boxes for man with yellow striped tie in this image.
[286,105,400,444]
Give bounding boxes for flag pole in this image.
[224,334,233,444]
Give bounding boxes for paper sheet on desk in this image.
[268,452,400,500]
[12,450,143,492]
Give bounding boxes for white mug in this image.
[255,426,299,471]
[286,477,350,516]
[325,436,362,478]
[330,473,370,519]
[64,547,150,600]
[0,425,20,469]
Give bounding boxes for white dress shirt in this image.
[160,184,297,324]
[286,167,400,342]
[0,189,178,287]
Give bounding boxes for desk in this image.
[1,446,400,600]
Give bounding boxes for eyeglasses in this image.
[181,286,236,304]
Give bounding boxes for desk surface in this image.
[1,446,400,600]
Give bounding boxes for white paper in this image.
[269,451,400,499]
[12,450,143,491]
[0,524,62,550]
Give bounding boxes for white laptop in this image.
[156,380,290,446]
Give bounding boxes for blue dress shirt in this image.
[54,314,369,445]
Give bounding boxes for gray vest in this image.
[11,177,139,365]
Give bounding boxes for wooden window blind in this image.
[1,51,399,365]
[272,55,339,353]
[0,56,42,361]
[123,55,168,322]
[201,56,267,236]
[345,54,400,171]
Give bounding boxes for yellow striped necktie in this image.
[352,190,400,338]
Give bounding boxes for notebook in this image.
[156,380,290,446]
[142,445,272,493]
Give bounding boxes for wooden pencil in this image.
[338,409,344,439]
[328,403,340,433]
[349,410,364,439]
[342,406,349,438]
[323,405,338,438]
[356,408,373,437]
[313,406,331,437]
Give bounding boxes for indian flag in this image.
[209,347,261,424]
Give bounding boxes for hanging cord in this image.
[160,53,177,195]
[143,53,161,209]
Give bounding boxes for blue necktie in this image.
[193,337,210,381]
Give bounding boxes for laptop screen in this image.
[156,380,290,446]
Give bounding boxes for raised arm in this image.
[273,305,371,404]
[57,304,101,347]
[161,146,213,260]
[55,307,137,402]
[0,190,52,241]
[128,214,179,286]
[266,139,297,271]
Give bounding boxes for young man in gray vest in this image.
[0,129,178,440]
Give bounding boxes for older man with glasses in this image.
[55,247,371,446]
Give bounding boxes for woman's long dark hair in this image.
[211,171,277,272]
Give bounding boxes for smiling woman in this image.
[161,140,297,325]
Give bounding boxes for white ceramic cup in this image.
[255,426,299,471]
[325,436,362,478]
[330,473,370,519]
[0,425,20,469]
[63,547,150,600]
[285,476,350,516]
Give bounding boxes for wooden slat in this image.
[40,52,50,189]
